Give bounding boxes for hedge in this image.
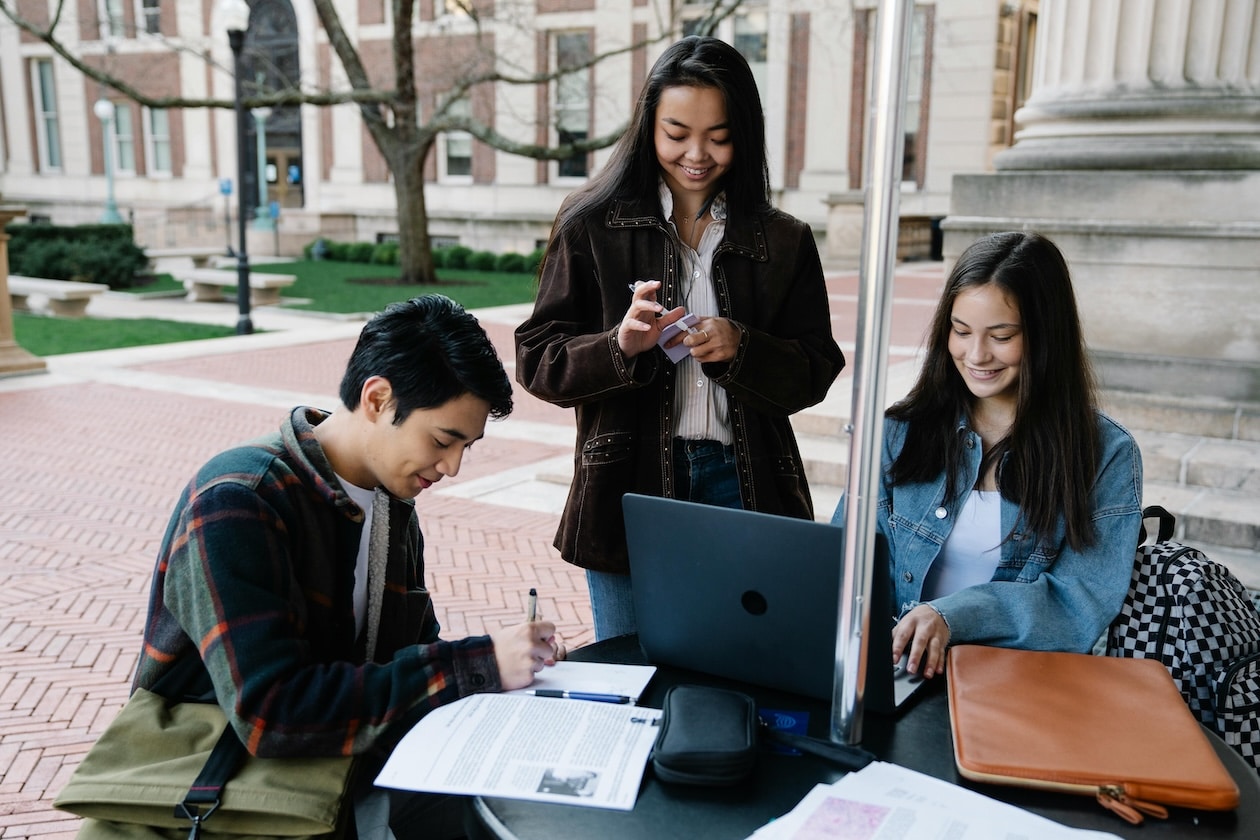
[304,237,539,275]
[6,222,149,289]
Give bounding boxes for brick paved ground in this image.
[0,266,942,838]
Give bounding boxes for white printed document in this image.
[506,660,657,703]
[374,693,663,810]
[747,762,1123,840]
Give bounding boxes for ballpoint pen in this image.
[529,689,632,704]
[526,587,537,622]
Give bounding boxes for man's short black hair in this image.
[339,295,513,424]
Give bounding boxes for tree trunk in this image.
[392,141,437,285]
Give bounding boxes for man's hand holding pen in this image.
[491,587,567,691]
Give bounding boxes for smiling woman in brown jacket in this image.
[514,37,845,640]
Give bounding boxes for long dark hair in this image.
[548,35,771,248]
[888,231,1100,551]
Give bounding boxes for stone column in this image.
[996,0,1260,171]
[945,0,1260,400]
[0,205,47,378]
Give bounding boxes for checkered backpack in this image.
[1106,505,1260,774]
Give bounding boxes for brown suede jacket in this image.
[514,195,846,574]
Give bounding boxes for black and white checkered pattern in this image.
[1106,507,1260,775]
[1214,653,1260,773]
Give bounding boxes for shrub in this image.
[348,242,376,263]
[468,250,497,272]
[7,222,146,289]
[371,242,399,265]
[494,252,528,273]
[431,246,448,269]
[88,238,150,288]
[327,241,353,262]
[524,247,545,274]
[444,245,473,269]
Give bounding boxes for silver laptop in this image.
[622,493,925,713]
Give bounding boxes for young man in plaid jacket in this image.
[133,295,563,837]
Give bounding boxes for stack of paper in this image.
[506,660,657,704]
[746,762,1123,840]
[375,672,662,810]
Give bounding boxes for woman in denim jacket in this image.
[842,232,1143,680]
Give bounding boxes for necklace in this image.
[671,212,702,250]
[671,192,717,251]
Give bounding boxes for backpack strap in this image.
[173,726,248,839]
[1139,505,1177,545]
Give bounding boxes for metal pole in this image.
[253,106,274,231]
[831,0,914,746]
[94,99,124,224]
[229,28,253,335]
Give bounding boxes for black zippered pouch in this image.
[651,685,758,786]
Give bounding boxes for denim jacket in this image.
[839,411,1142,653]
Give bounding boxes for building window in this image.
[900,8,928,183]
[112,102,136,174]
[733,11,769,96]
[147,108,171,174]
[435,0,471,20]
[851,5,934,190]
[101,0,125,39]
[33,59,62,171]
[439,96,472,180]
[681,5,769,100]
[140,0,160,35]
[553,31,591,179]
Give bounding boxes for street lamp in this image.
[221,0,253,335]
[252,106,274,231]
[93,98,124,224]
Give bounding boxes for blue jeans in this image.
[586,569,638,642]
[672,439,742,510]
[588,440,742,641]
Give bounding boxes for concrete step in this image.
[1100,389,1260,571]
[1132,429,1260,492]
[1142,480,1260,553]
[1101,390,1260,441]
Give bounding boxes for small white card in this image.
[658,313,700,363]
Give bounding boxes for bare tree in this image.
[0,0,741,283]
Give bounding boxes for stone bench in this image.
[145,246,227,271]
[8,275,110,318]
[177,268,296,306]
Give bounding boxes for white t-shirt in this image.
[922,490,1002,601]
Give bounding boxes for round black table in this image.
[468,635,1260,840]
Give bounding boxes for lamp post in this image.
[221,0,253,335]
[93,98,124,224]
[252,106,274,231]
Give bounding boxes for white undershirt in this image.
[335,474,374,639]
[922,490,1002,601]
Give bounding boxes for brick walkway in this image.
[0,266,942,838]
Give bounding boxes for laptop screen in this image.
[623,494,901,707]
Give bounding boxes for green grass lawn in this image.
[121,262,538,314]
[17,259,539,356]
[251,260,539,314]
[13,312,237,356]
